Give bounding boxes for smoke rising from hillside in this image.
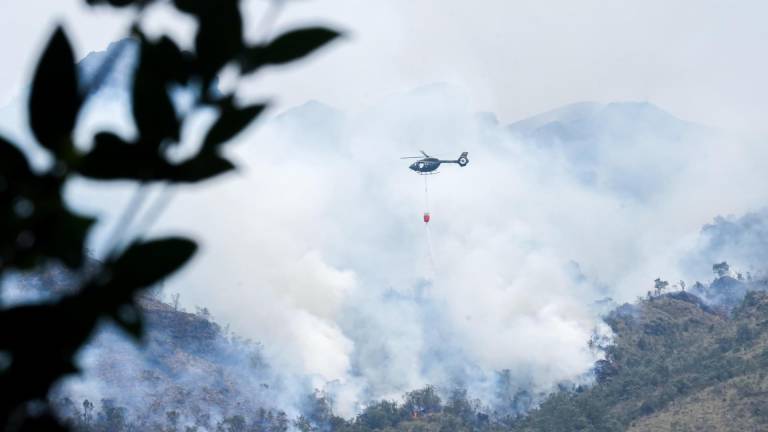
[61,80,768,415]
[4,40,768,415]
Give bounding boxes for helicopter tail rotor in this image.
[457,152,469,167]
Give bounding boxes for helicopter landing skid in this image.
[418,171,440,176]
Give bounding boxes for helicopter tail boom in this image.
[439,152,469,167]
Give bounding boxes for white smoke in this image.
[5,43,768,415]
[58,81,764,415]
[170,86,768,414]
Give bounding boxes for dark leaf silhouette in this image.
[172,0,207,15]
[49,211,95,269]
[113,304,144,340]
[203,103,266,152]
[0,302,89,423]
[85,0,149,6]
[241,27,342,73]
[194,0,243,86]
[80,132,234,183]
[167,154,236,182]
[0,138,92,270]
[78,132,165,181]
[110,237,197,290]
[14,412,69,431]
[12,203,94,270]
[0,136,32,182]
[29,27,81,156]
[133,36,181,146]
[143,36,191,84]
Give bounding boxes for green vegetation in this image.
[337,285,768,432]
[40,276,768,432]
[512,287,768,432]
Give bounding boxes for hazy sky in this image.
[3,0,768,132]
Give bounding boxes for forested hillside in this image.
[512,284,768,432]
[328,277,768,432]
[41,270,768,432]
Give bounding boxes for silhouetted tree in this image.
[219,415,247,432]
[82,400,94,427]
[654,278,669,296]
[403,386,442,417]
[713,262,730,278]
[171,293,181,311]
[166,410,180,432]
[97,399,127,432]
[444,388,474,423]
[357,400,401,429]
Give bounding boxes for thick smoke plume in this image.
[4,41,768,419]
[144,85,768,414]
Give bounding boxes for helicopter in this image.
[401,151,469,174]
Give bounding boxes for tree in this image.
[403,386,442,417]
[171,292,181,311]
[82,400,94,427]
[357,400,401,429]
[713,262,730,278]
[218,415,247,432]
[166,410,181,432]
[0,0,340,429]
[299,390,341,431]
[97,399,128,432]
[444,388,474,423]
[653,278,669,296]
[194,306,211,319]
[274,411,290,432]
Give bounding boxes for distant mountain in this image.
[508,102,710,200]
[508,102,698,139]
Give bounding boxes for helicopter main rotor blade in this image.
[420,150,430,158]
[400,156,423,159]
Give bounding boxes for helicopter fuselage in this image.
[409,158,442,173]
